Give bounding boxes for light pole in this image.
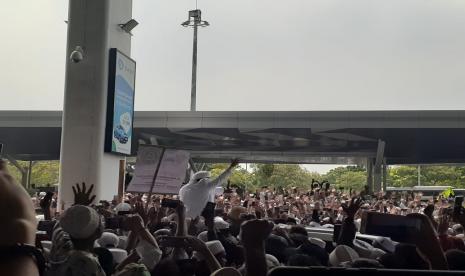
[182,10,209,112]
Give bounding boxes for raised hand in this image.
[125,214,145,233]
[342,197,362,219]
[72,182,96,206]
[241,219,273,246]
[230,159,240,168]
[39,192,54,220]
[134,200,148,225]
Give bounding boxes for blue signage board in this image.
[105,48,136,155]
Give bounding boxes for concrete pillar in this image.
[366,158,373,194]
[373,163,382,192]
[382,160,388,191]
[59,0,132,210]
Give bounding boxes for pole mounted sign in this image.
[105,48,136,155]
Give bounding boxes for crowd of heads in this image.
[2,160,465,276]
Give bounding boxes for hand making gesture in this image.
[72,182,96,206]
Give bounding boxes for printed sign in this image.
[127,146,190,194]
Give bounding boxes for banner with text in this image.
[127,146,190,194]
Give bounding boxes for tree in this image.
[333,171,366,191]
[5,160,59,188]
[388,166,419,187]
[209,163,255,191]
[421,166,461,187]
[324,166,367,191]
[388,165,465,188]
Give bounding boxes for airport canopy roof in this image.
[1,110,465,165]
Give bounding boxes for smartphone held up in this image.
[360,211,422,243]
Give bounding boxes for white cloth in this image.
[109,248,128,264]
[198,231,209,242]
[308,237,326,249]
[329,245,359,266]
[135,238,162,270]
[179,166,233,218]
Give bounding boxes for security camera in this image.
[70,46,84,63]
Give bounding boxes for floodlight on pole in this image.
[182,9,209,112]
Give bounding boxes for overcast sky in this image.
[2,0,465,111]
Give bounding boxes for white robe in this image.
[179,167,233,218]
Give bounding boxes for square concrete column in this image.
[373,163,382,193]
[59,0,133,210]
[366,158,374,194]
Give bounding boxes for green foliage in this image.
[31,161,60,186]
[420,166,462,187]
[388,165,465,188]
[6,160,59,187]
[388,166,419,187]
[209,163,255,191]
[324,166,367,191]
[264,164,313,189]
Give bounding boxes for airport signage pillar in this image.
[59,0,133,210]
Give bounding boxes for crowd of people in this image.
[1,159,465,276]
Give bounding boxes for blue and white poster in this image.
[105,49,136,155]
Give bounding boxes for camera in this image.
[70,46,84,63]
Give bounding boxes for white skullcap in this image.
[329,245,359,266]
[114,202,132,213]
[214,217,230,230]
[194,240,225,260]
[98,232,119,248]
[308,237,326,249]
[192,171,211,181]
[60,205,100,239]
[39,192,47,197]
[265,254,280,269]
[198,231,209,242]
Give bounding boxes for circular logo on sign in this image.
[118,59,124,70]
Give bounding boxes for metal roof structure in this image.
[1,110,465,164]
